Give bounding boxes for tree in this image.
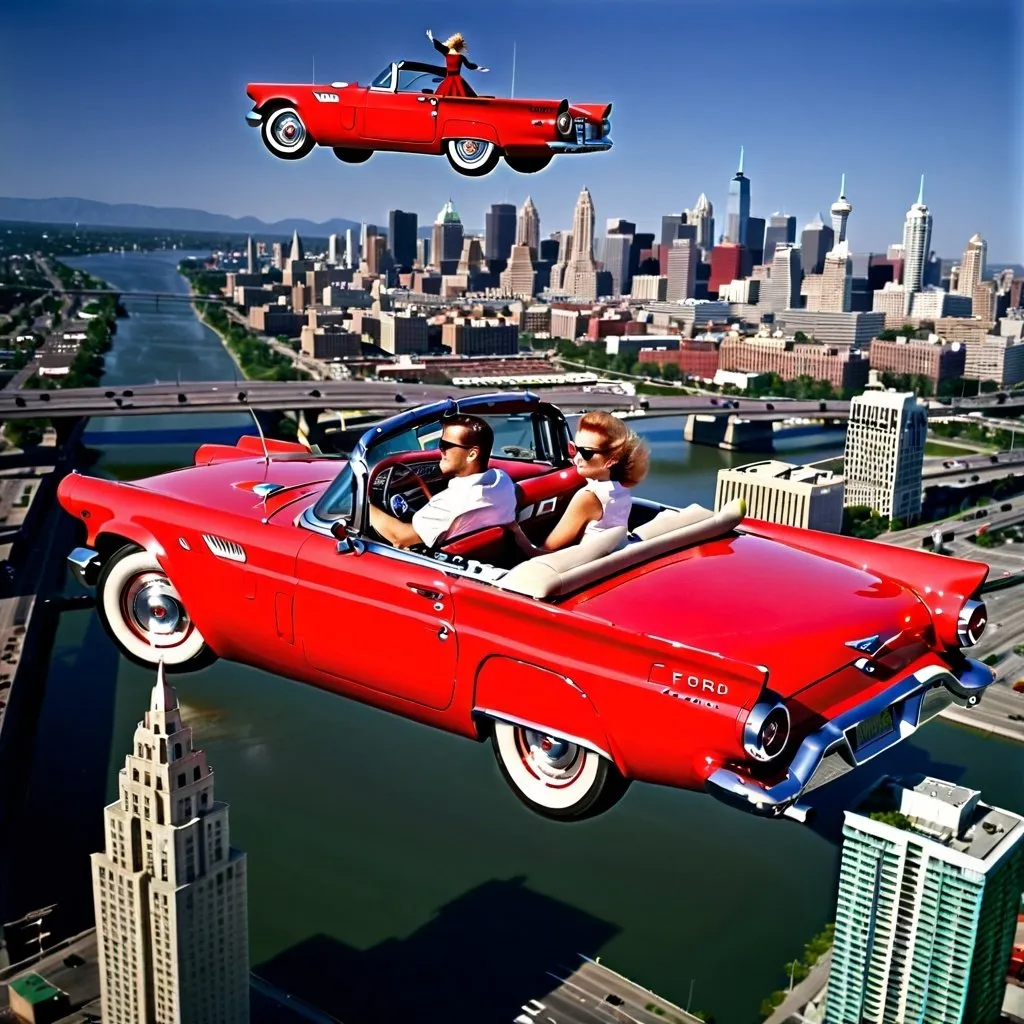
[876,328,901,341]
[661,362,680,382]
[794,330,809,343]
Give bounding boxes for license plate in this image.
[853,708,894,748]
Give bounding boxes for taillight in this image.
[743,698,791,762]
[957,598,987,647]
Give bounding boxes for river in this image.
[9,251,1023,1024]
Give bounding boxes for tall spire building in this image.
[725,147,750,245]
[561,187,598,300]
[830,173,853,244]
[92,664,250,1024]
[516,196,540,256]
[901,175,933,314]
[288,229,304,264]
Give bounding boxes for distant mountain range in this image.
[0,196,366,239]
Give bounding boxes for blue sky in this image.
[1,0,1021,259]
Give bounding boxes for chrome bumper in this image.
[546,139,613,153]
[245,110,262,127]
[705,658,995,821]
[67,547,101,588]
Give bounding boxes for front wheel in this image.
[261,106,315,160]
[491,721,630,821]
[96,545,215,672]
[445,138,500,177]
[504,153,553,174]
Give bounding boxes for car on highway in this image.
[57,392,997,823]
[245,62,612,177]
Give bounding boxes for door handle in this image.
[438,625,450,641]
[407,583,443,601]
[417,96,427,102]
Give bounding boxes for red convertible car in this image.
[245,61,612,176]
[58,393,995,823]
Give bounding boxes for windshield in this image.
[396,68,443,93]
[370,65,394,90]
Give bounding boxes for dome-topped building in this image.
[432,198,464,265]
[436,198,462,225]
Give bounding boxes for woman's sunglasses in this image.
[568,440,605,462]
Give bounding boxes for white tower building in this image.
[829,173,852,244]
[92,664,250,1024]
[957,233,987,300]
[901,175,933,314]
[843,390,928,522]
[515,196,540,254]
[561,187,598,300]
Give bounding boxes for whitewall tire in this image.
[96,545,213,671]
[445,138,500,176]
[261,106,315,160]
[490,721,630,821]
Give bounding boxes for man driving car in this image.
[368,413,517,549]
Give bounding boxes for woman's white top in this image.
[582,478,631,538]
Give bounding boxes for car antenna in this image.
[246,405,272,464]
[510,40,516,99]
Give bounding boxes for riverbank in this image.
[187,292,249,380]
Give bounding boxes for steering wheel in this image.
[389,463,432,505]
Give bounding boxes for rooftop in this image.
[8,973,62,1005]
[728,460,842,485]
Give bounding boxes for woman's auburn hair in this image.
[443,33,466,51]
[577,411,650,488]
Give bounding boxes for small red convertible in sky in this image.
[245,60,612,176]
[58,393,995,822]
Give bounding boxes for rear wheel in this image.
[333,147,373,164]
[445,138,500,177]
[261,106,315,160]
[96,545,215,672]
[504,153,553,174]
[490,721,630,821]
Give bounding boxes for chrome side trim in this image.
[705,657,995,818]
[67,546,101,587]
[546,140,613,153]
[201,534,246,563]
[252,482,287,498]
[474,707,613,762]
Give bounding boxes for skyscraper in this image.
[763,213,796,267]
[245,236,255,275]
[516,196,540,255]
[561,187,598,299]
[431,199,464,265]
[825,775,1024,1024]
[829,173,853,244]
[819,241,853,313]
[597,232,632,297]
[901,175,933,314]
[666,238,697,301]
[499,244,536,299]
[388,209,418,269]
[800,214,834,276]
[957,233,987,300]
[327,233,340,265]
[689,193,715,255]
[843,390,927,521]
[485,203,517,262]
[92,664,249,1024]
[344,228,357,269]
[766,243,802,313]
[725,146,750,245]
[288,229,304,264]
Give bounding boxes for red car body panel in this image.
[57,394,996,818]
[245,80,611,158]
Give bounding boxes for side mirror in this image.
[331,519,349,541]
[331,518,363,554]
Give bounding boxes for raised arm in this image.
[430,35,448,55]
[461,56,479,70]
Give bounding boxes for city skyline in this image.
[1,0,1021,259]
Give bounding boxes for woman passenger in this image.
[513,411,649,556]
[426,29,489,98]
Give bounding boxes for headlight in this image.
[957,598,987,646]
[556,110,573,136]
[743,699,790,762]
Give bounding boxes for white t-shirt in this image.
[582,478,631,538]
[412,467,517,548]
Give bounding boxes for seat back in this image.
[497,498,747,601]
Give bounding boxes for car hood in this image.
[571,531,929,693]
[127,454,341,522]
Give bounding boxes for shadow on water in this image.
[3,612,122,958]
[798,738,969,841]
[255,875,619,1024]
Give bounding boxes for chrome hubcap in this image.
[454,139,488,164]
[124,573,190,644]
[272,113,305,149]
[518,728,585,785]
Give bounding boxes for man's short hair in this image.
[442,413,494,463]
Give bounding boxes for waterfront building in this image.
[92,664,249,1024]
[774,309,885,347]
[718,336,868,393]
[715,461,844,532]
[843,390,927,520]
[442,316,519,356]
[868,336,966,390]
[638,339,718,380]
[825,775,1024,1024]
[963,334,1024,386]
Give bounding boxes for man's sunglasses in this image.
[438,438,476,453]
[567,440,606,462]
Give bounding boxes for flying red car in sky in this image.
[245,56,612,177]
[58,392,996,824]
